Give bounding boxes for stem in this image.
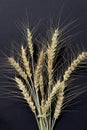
[31,52,48,130]
[40,119,45,130]
[31,55,34,79]
[51,119,56,130]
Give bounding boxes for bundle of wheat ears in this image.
[6,25,87,130]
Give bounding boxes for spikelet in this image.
[27,28,33,56]
[34,50,44,91]
[8,57,28,82]
[63,52,87,82]
[43,80,61,114]
[15,77,35,113]
[21,46,32,79]
[47,29,59,87]
[54,81,65,119]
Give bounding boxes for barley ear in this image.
[21,45,32,79]
[15,77,35,113]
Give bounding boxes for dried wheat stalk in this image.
[63,52,87,82]
[7,26,87,130]
[15,77,35,113]
[34,50,45,91]
[27,28,33,56]
[21,45,32,79]
[54,52,87,120]
[43,80,61,114]
[47,29,59,88]
[8,57,28,82]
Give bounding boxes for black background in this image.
[0,0,87,130]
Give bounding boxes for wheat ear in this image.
[54,51,87,120]
[39,74,45,112]
[8,57,28,82]
[27,28,33,56]
[34,50,44,91]
[54,81,65,119]
[47,29,59,88]
[51,28,59,60]
[21,46,32,79]
[39,74,44,99]
[63,51,87,82]
[15,77,35,113]
[43,80,61,114]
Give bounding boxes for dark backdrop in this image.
[0,0,87,130]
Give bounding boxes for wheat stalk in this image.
[34,50,45,91]
[47,29,59,88]
[27,28,33,56]
[21,45,32,79]
[15,77,35,113]
[54,81,65,119]
[42,80,61,114]
[63,52,87,82]
[6,24,87,130]
[39,74,45,113]
[54,51,87,120]
[8,57,28,82]
[39,74,44,99]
